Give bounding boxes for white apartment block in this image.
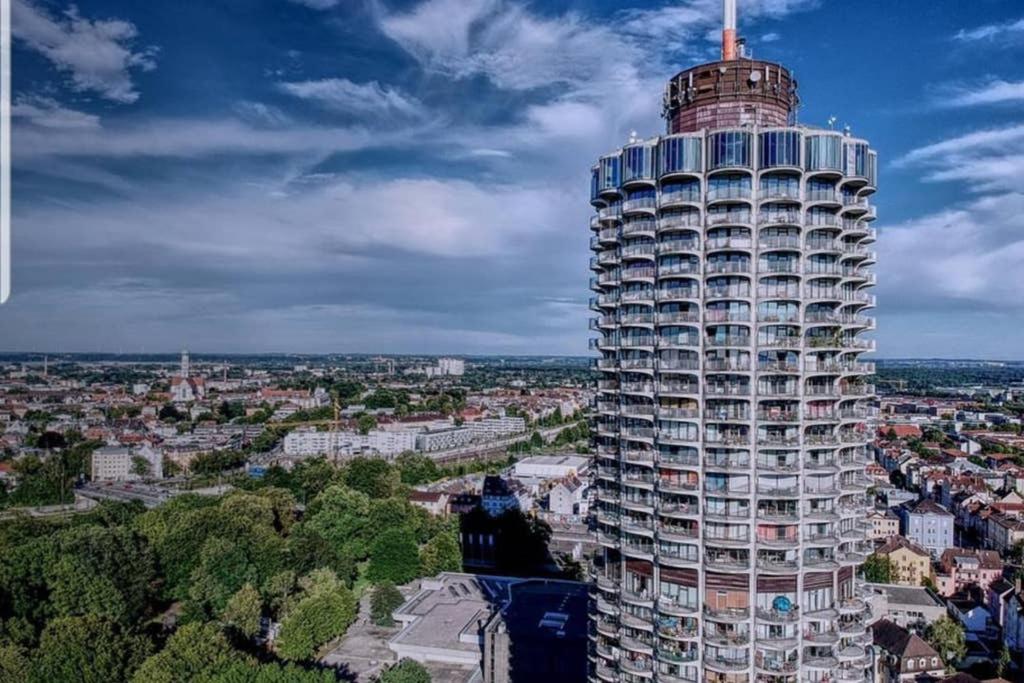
[283,428,418,457]
[91,444,163,481]
[438,358,465,376]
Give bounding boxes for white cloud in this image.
[761,32,781,43]
[12,95,100,129]
[954,17,1024,42]
[13,116,394,161]
[379,0,646,92]
[278,78,425,118]
[895,123,1024,193]
[878,193,1024,312]
[12,0,157,103]
[940,79,1024,107]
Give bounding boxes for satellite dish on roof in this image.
[749,71,762,83]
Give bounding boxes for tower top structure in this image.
[662,0,799,133]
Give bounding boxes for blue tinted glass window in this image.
[709,132,751,169]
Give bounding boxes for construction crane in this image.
[331,398,342,466]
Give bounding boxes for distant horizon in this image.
[2,350,1024,365]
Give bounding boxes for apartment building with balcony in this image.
[586,2,877,682]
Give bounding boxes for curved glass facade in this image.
[709,131,752,170]
[759,130,801,169]
[845,142,870,179]
[805,134,844,171]
[659,136,703,175]
[623,143,656,183]
[599,155,621,192]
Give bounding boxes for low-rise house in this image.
[947,593,994,641]
[408,490,450,517]
[867,508,900,541]
[548,476,587,517]
[985,512,1024,554]
[875,536,932,587]
[871,618,945,683]
[933,549,1003,597]
[863,583,946,633]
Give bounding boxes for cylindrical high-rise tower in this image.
[587,3,878,683]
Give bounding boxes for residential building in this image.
[863,583,945,633]
[408,490,450,517]
[867,507,900,541]
[947,593,994,640]
[587,1,876,680]
[548,476,587,516]
[933,548,1002,598]
[871,619,945,683]
[283,428,417,457]
[985,512,1024,554]
[899,499,955,558]
[91,444,163,481]
[875,536,932,587]
[481,476,519,517]
[437,358,465,376]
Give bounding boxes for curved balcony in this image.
[657,238,700,255]
[704,605,751,623]
[703,655,750,674]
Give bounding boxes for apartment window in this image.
[759,131,801,168]
[659,136,702,174]
[709,131,752,169]
[805,134,843,171]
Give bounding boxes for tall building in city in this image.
[587,2,878,681]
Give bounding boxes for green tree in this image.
[46,525,156,625]
[222,583,263,639]
[207,661,338,683]
[130,456,151,478]
[32,615,152,683]
[394,453,440,486]
[304,485,372,560]
[378,658,431,683]
[276,571,357,661]
[926,616,966,670]
[860,554,891,583]
[367,529,421,585]
[286,524,356,581]
[419,532,461,576]
[356,414,378,435]
[344,458,400,499]
[529,431,543,449]
[370,582,405,627]
[131,623,249,683]
[187,536,259,618]
[0,645,30,682]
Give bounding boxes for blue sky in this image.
[6,0,1024,357]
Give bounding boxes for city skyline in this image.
[7,0,1024,357]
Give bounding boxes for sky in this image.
[4,0,1024,358]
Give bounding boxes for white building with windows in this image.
[91,444,163,481]
[587,1,876,680]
